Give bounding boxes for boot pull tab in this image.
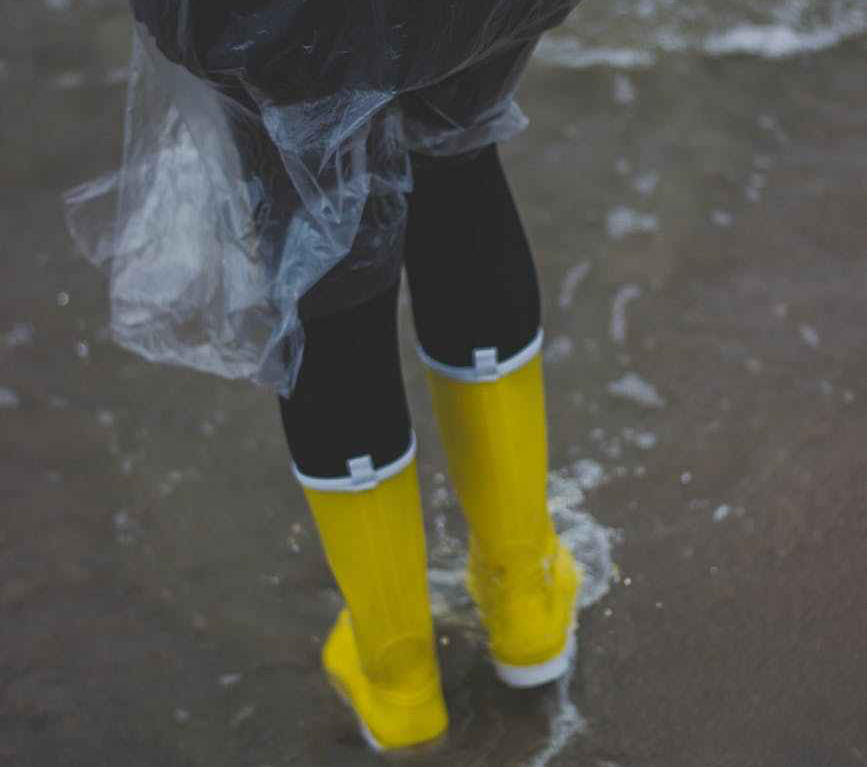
[347,455,378,491]
[473,347,499,382]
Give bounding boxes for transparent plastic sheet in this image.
[65,1,583,395]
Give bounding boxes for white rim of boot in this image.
[292,432,417,493]
[416,329,544,383]
[357,716,384,752]
[493,629,576,689]
[327,675,385,751]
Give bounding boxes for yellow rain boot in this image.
[420,333,582,687]
[297,441,448,751]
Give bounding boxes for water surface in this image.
[2,2,867,765]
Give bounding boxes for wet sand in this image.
[2,4,867,766]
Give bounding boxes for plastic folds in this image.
[66,1,583,395]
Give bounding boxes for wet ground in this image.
[3,3,867,767]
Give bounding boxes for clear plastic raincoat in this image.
[66,1,583,395]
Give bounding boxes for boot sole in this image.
[325,671,448,753]
[493,628,576,688]
[350,702,450,755]
[324,671,384,751]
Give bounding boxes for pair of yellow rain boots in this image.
[299,334,582,750]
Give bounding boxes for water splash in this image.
[4,322,34,348]
[610,285,643,345]
[632,171,660,197]
[218,673,243,688]
[607,372,666,408]
[711,209,734,227]
[621,426,658,450]
[525,673,588,767]
[427,470,620,765]
[606,207,658,240]
[544,336,575,365]
[558,261,592,310]
[0,387,20,408]
[612,73,637,105]
[799,323,820,348]
[548,472,620,609]
[571,459,606,492]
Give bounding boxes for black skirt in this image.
[131,0,579,101]
[65,1,583,392]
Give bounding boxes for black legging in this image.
[279,143,541,478]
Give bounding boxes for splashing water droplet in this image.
[799,323,820,348]
[0,387,20,408]
[608,373,666,408]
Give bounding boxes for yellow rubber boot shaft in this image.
[426,354,555,567]
[303,458,448,750]
[426,353,581,673]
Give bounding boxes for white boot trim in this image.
[417,328,544,383]
[493,629,576,688]
[293,432,417,493]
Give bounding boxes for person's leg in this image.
[279,282,412,478]
[278,283,447,749]
[215,76,444,749]
[405,145,582,687]
[404,144,541,365]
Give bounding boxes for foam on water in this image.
[610,284,642,345]
[4,322,34,348]
[544,335,575,365]
[558,261,592,310]
[536,0,867,68]
[112,509,139,546]
[218,673,243,689]
[621,426,658,450]
[607,372,666,408]
[799,323,820,348]
[0,387,20,408]
[632,171,660,197]
[525,675,588,767]
[548,473,620,609]
[50,71,85,90]
[704,20,865,58]
[606,207,658,240]
[571,459,606,492]
[712,209,734,227]
[534,38,657,70]
[612,73,637,105]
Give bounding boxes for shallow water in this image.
[3,2,867,766]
